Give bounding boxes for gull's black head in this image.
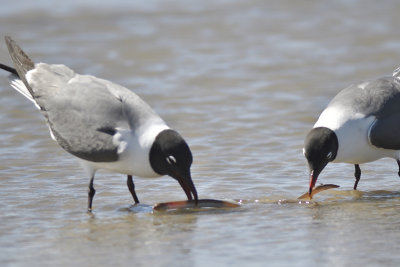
[303,127,338,195]
[150,129,198,202]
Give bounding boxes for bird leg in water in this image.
[87,175,96,212]
[127,175,140,204]
[353,164,361,190]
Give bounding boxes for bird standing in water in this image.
[0,36,198,212]
[304,66,400,195]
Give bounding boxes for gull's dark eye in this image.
[166,155,177,165]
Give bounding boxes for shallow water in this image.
[1,1,400,266]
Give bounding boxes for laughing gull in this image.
[0,36,198,211]
[304,66,400,195]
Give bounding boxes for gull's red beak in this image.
[308,170,318,195]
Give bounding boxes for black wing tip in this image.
[4,35,35,71]
[2,36,19,76]
[4,36,17,56]
[4,36,12,44]
[0,63,18,76]
[3,35,36,97]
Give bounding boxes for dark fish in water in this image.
[153,199,240,211]
[298,184,340,200]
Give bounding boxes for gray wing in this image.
[328,77,400,117]
[28,65,164,163]
[4,36,121,162]
[358,77,400,149]
[31,68,129,162]
[369,114,400,149]
[46,79,124,162]
[5,36,165,162]
[327,75,400,149]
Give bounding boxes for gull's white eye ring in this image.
[166,155,177,165]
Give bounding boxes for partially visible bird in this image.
[0,36,198,212]
[304,66,400,195]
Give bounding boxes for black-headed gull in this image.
[0,36,198,211]
[304,66,400,195]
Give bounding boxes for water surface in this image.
[1,1,400,266]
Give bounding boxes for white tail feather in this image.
[393,66,400,79]
[9,75,41,110]
[8,74,56,141]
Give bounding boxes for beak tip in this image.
[192,190,199,205]
[175,172,198,203]
[308,170,318,198]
